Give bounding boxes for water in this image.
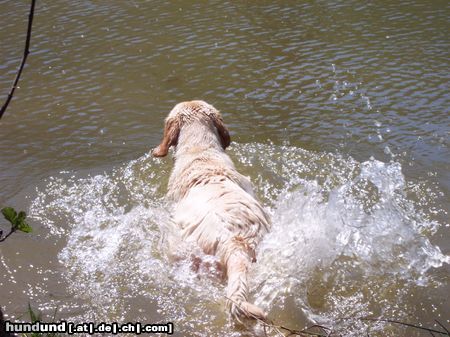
[1,1,449,336]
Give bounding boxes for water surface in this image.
[0,1,449,336]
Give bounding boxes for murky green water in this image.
[1,1,449,336]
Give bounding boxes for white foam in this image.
[29,143,449,336]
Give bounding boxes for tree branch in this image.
[0,227,17,242]
[0,0,37,119]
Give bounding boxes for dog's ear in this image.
[152,117,180,157]
[213,115,231,149]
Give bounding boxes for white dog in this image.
[153,100,270,321]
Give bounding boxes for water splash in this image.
[30,143,449,336]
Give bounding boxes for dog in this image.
[152,100,270,321]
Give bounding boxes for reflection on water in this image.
[24,144,449,336]
[0,1,449,336]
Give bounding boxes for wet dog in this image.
[153,100,270,321]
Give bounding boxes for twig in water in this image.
[337,316,449,336]
[0,0,37,119]
[224,296,329,337]
[224,296,450,336]
[435,320,450,335]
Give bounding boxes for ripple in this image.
[28,143,449,336]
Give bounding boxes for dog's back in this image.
[153,100,270,321]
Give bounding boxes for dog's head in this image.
[152,100,231,157]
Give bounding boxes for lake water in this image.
[0,1,449,336]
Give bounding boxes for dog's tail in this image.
[225,250,267,322]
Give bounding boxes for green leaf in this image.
[1,207,32,236]
[28,303,41,323]
[16,211,32,233]
[2,207,17,224]
[17,211,27,223]
[17,221,32,233]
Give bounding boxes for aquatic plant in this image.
[0,207,32,242]
[22,304,61,337]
